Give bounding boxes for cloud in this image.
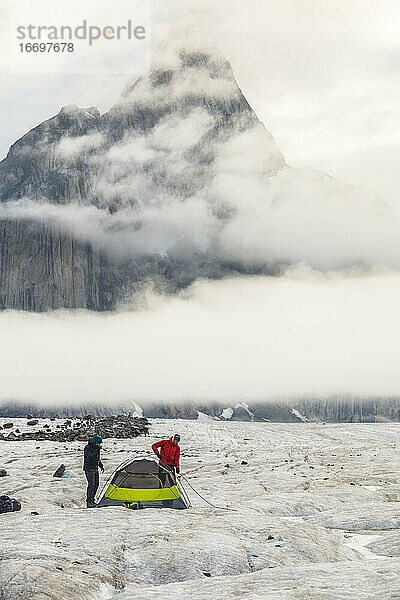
[1,106,399,271]
[157,0,400,207]
[0,270,399,404]
[116,47,240,115]
[0,198,216,260]
[57,132,105,157]
[150,108,214,152]
[216,166,400,270]
[105,136,157,165]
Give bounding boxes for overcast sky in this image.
[1,0,399,206]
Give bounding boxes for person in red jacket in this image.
[152,434,181,487]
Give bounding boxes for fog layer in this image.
[1,270,399,404]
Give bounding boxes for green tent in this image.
[97,458,190,509]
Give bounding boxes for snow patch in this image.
[57,132,104,157]
[61,470,76,479]
[291,408,309,422]
[197,411,213,422]
[130,402,144,418]
[3,469,17,476]
[220,407,234,420]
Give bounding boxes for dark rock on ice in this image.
[0,495,21,513]
[53,464,66,478]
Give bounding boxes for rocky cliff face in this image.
[2,398,400,423]
[0,45,285,311]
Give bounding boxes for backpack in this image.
[0,495,21,514]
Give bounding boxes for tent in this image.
[97,458,190,509]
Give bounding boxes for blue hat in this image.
[92,435,102,445]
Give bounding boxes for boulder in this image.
[53,464,66,478]
[27,419,39,426]
[0,496,21,513]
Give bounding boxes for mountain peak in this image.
[59,105,100,119]
[106,37,258,142]
[0,36,288,311]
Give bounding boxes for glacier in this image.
[2,419,400,598]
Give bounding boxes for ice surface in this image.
[2,420,400,599]
[61,470,76,479]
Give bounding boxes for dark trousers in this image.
[158,465,176,487]
[85,470,99,507]
[158,466,167,488]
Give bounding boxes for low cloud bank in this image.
[1,164,400,269]
[1,269,399,405]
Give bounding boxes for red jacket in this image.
[152,438,180,469]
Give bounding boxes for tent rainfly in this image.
[97,458,190,509]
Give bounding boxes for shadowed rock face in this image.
[0,48,285,311]
[1,398,400,423]
[0,106,102,204]
[0,220,119,310]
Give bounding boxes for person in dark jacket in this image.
[83,434,104,508]
[152,434,181,487]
